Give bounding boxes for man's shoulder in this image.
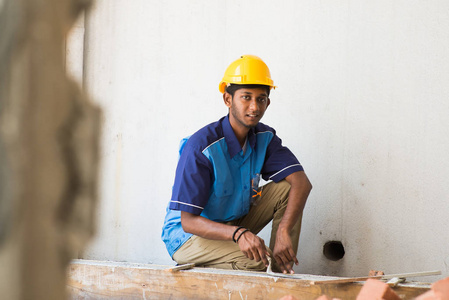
[255,122,276,135]
[184,117,225,152]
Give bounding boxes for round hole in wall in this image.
[323,241,345,261]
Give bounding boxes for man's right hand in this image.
[236,229,270,267]
[181,212,270,267]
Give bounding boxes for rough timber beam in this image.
[67,260,430,299]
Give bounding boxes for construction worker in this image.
[161,55,312,274]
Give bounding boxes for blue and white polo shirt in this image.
[161,115,303,257]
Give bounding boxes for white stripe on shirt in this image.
[256,131,273,135]
[202,137,225,154]
[268,164,302,180]
[170,200,204,210]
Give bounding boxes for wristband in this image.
[232,226,245,243]
[236,229,250,243]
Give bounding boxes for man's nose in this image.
[249,99,259,111]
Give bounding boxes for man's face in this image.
[224,87,271,130]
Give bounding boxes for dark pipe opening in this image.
[323,241,345,261]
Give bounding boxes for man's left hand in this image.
[273,227,299,274]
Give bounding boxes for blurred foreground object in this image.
[0,0,101,299]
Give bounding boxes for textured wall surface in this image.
[75,0,449,281]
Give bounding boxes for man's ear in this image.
[266,98,271,108]
[223,92,232,108]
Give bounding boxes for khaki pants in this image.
[172,180,302,271]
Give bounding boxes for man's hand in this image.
[271,171,311,274]
[181,212,269,266]
[181,212,270,266]
[236,229,270,267]
[273,227,299,274]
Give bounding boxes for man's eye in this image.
[258,98,267,103]
[243,96,250,100]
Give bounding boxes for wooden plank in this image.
[67,260,431,300]
[311,270,442,285]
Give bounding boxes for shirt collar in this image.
[222,115,257,158]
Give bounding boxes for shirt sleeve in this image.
[169,142,213,215]
[261,133,304,182]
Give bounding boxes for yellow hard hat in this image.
[219,55,277,93]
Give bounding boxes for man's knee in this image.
[232,258,267,272]
[263,180,291,205]
[276,180,291,195]
[267,179,290,192]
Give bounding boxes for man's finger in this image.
[293,256,299,265]
[285,261,294,274]
[288,249,299,265]
[254,247,268,266]
[276,252,290,265]
[275,255,289,273]
[280,248,298,267]
[278,259,294,274]
[276,253,298,274]
[261,251,270,266]
[252,250,261,262]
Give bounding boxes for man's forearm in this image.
[180,211,270,266]
[269,171,312,273]
[279,171,312,232]
[181,211,237,241]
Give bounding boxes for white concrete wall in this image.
[72,0,449,280]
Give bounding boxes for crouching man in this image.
[161,55,312,274]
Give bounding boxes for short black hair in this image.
[225,84,271,98]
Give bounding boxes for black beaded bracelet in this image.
[232,226,245,243]
[236,229,250,243]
